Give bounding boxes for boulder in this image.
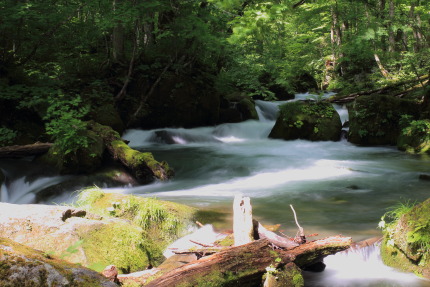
[269,101,342,141]
[397,119,430,154]
[380,198,430,279]
[0,189,198,274]
[347,94,420,145]
[0,237,117,287]
[36,128,105,175]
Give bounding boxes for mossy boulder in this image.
[0,237,117,287]
[75,187,198,261]
[0,189,198,274]
[397,119,430,154]
[347,94,420,145]
[269,101,342,141]
[380,198,430,279]
[36,127,105,174]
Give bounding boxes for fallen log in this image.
[88,121,173,183]
[144,236,351,287]
[329,74,429,104]
[0,142,53,158]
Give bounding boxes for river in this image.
[1,93,430,286]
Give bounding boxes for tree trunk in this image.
[233,195,254,246]
[88,121,173,183]
[144,236,351,287]
[0,143,53,158]
[388,0,395,52]
[374,53,390,78]
[112,0,125,63]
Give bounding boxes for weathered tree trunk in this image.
[144,236,351,287]
[0,143,53,158]
[388,0,396,52]
[112,0,125,63]
[88,121,173,183]
[374,53,390,78]
[233,195,254,246]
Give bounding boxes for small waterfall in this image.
[1,175,70,204]
[304,242,430,287]
[255,100,282,121]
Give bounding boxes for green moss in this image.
[398,118,430,154]
[110,140,173,182]
[80,221,152,273]
[74,187,198,269]
[270,101,341,141]
[348,95,420,145]
[215,234,234,247]
[380,199,430,278]
[0,237,109,286]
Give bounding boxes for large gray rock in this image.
[0,237,117,287]
[0,202,152,273]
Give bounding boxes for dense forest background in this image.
[1,0,430,157]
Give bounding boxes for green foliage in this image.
[402,119,430,138]
[44,94,90,156]
[379,200,416,230]
[379,200,430,268]
[0,127,17,147]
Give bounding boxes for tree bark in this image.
[388,0,396,52]
[0,143,53,158]
[233,195,254,246]
[374,53,390,78]
[144,236,351,287]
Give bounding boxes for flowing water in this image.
[1,93,430,286]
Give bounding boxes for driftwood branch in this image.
[0,143,53,158]
[254,220,299,249]
[290,204,306,244]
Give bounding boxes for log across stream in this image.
[114,195,352,286]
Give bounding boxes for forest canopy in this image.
[1,0,430,150]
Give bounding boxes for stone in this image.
[0,237,117,287]
[347,94,420,145]
[269,100,342,141]
[380,198,430,279]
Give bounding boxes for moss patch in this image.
[269,100,342,141]
[397,118,430,154]
[80,220,152,273]
[380,199,430,278]
[75,187,198,269]
[0,237,114,287]
[348,94,420,145]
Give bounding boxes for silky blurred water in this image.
[1,94,430,286]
